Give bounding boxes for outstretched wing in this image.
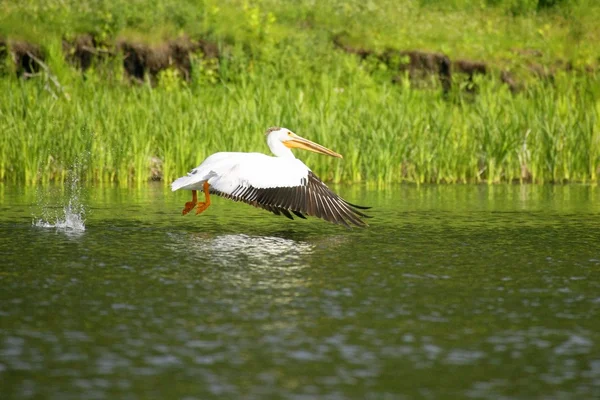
[210,171,371,227]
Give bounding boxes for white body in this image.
[171,151,311,194]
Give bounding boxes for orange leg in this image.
[182,190,198,215]
[195,182,211,215]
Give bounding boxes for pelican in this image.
[171,127,371,227]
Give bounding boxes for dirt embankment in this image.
[62,34,113,71]
[117,36,218,83]
[1,35,219,84]
[0,39,46,77]
[333,36,453,93]
[1,33,595,92]
[333,34,596,94]
[0,38,7,62]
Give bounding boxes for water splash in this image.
[32,163,87,233]
[33,199,86,232]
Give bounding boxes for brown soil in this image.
[391,50,452,93]
[334,36,453,93]
[500,70,521,93]
[452,59,488,92]
[62,34,113,71]
[118,41,146,82]
[0,37,7,60]
[526,59,594,82]
[527,62,556,82]
[2,33,594,93]
[118,36,219,83]
[334,36,598,95]
[8,40,45,77]
[0,38,8,74]
[332,35,374,60]
[453,59,487,77]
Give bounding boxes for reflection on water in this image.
[182,233,314,268]
[166,233,318,295]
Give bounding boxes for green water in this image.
[1,184,599,399]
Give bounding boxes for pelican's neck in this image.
[267,135,295,158]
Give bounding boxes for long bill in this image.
[284,134,343,158]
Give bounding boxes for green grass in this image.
[0,0,599,185]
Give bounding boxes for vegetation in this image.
[0,0,598,185]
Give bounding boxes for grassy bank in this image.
[0,0,599,185]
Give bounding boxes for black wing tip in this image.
[348,221,369,228]
[292,210,307,219]
[348,207,372,219]
[356,212,373,219]
[343,200,372,210]
[280,209,294,220]
[339,217,369,228]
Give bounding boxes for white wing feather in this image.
[171,152,310,193]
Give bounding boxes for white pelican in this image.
[171,127,371,227]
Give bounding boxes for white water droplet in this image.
[33,200,86,232]
[33,162,87,233]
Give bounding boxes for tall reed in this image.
[0,56,597,185]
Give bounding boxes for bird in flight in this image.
[171,127,370,227]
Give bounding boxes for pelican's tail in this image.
[171,176,189,191]
[171,166,216,191]
[171,175,202,191]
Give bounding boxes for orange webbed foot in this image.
[195,202,210,215]
[182,190,198,216]
[182,201,197,215]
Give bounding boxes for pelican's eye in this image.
[287,132,292,136]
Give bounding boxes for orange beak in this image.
[284,133,343,158]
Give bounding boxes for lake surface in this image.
[1,183,599,399]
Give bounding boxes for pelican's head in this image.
[265,127,343,158]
